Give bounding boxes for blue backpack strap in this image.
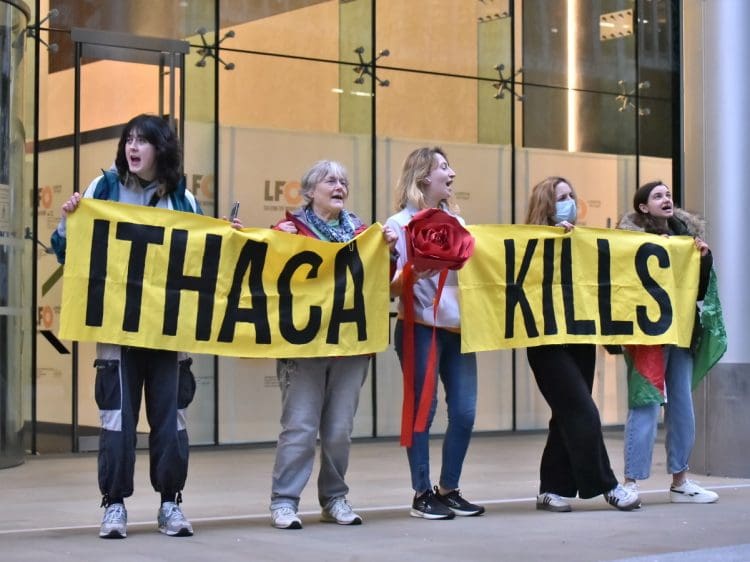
[169,176,202,214]
[93,170,121,201]
[52,170,120,264]
[50,229,67,264]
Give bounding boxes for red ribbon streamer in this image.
[400,265,448,447]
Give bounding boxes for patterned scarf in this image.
[304,206,356,242]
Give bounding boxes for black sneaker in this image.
[410,489,455,520]
[434,486,485,516]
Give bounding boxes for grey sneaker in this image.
[157,502,194,536]
[604,484,641,511]
[271,505,302,529]
[321,497,362,525]
[99,503,127,539]
[536,492,572,513]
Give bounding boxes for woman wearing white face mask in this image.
[523,177,641,513]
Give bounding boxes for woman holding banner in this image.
[525,176,641,513]
[50,114,222,539]
[269,160,398,530]
[617,180,718,505]
[386,147,484,520]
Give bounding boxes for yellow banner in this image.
[59,199,391,358]
[459,224,701,352]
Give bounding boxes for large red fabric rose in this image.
[405,208,475,271]
[399,208,475,447]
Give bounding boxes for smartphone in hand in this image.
[229,201,240,221]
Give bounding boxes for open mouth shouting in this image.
[643,184,674,219]
[123,129,157,181]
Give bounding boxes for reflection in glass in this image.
[1,0,29,467]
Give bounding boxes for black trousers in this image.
[527,344,618,499]
[94,346,196,503]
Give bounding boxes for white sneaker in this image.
[622,481,642,508]
[670,480,719,504]
[536,492,572,513]
[604,484,641,511]
[321,497,362,525]
[271,506,302,529]
[99,503,127,539]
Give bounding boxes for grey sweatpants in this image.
[270,355,370,510]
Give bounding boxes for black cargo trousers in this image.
[93,344,197,504]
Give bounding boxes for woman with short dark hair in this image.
[51,114,210,539]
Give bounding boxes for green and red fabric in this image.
[624,269,727,408]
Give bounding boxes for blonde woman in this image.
[387,147,484,520]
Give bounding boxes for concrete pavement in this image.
[1,431,748,561]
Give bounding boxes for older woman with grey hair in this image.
[268,160,397,530]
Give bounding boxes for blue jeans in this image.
[624,345,695,480]
[394,321,478,493]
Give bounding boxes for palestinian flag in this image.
[624,269,727,408]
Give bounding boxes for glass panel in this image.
[220,0,344,61]
[48,0,214,73]
[375,70,480,142]
[636,0,675,189]
[41,53,184,139]
[522,0,641,155]
[478,14,514,145]
[36,150,74,452]
[1,0,30,466]
[218,55,346,134]
[35,11,76,452]
[514,0,675,430]
[524,85,638,156]
[521,0,567,90]
[522,0,637,90]
[377,0,510,76]
[183,45,217,446]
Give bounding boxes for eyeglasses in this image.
[323,176,349,188]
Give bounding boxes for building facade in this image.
[1,1,746,472]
